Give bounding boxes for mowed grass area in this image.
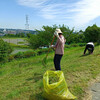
[0,46,100,100]
[2,37,28,45]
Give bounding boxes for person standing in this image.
[51,28,66,70]
[83,42,94,55]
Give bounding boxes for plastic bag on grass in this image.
[43,70,76,100]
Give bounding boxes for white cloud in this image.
[72,0,100,27]
[17,0,66,19]
[17,0,47,8]
[17,0,100,29]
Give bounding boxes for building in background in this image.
[0,28,36,36]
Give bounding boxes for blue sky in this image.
[0,0,100,31]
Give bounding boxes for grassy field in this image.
[0,46,100,100]
[2,37,28,45]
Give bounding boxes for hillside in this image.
[0,46,100,100]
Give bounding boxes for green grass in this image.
[0,46,100,100]
[10,43,29,48]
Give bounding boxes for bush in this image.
[14,51,37,59]
[70,43,79,47]
[77,43,86,47]
[0,38,13,62]
[8,48,54,61]
[65,43,86,48]
[37,48,54,55]
[23,51,37,57]
[65,44,71,48]
[94,42,99,46]
[14,52,24,58]
[8,55,15,61]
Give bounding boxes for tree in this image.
[84,24,100,42]
[28,24,86,49]
[28,25,56,49]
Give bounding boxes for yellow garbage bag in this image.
[43,70,77,100]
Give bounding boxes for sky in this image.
[0,0,100,31]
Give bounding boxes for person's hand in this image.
[49,45,54,48]
[54,32,59,37]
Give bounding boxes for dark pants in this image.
[84,44,94,54]
[54,54,63,70]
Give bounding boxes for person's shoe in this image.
[83,53,85,55]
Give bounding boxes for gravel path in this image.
[91,82,100,100]
[83,75,100,100]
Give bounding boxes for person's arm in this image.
[53,39,58,48]
[54,32,64,42]
[83,46,87,55]
[57,36,64,44]
[84,48,86,55]
[49,39,58,48]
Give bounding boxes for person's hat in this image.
[55,28,62,34]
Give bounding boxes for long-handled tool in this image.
[42,36,55,67]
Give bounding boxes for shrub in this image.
[70,43,79,47]
[0,38,13,62]
[8,55,15,61]
[14,51,37,59]
[37,48,53,55]
[14,52,25,58]
[64,44,71,48]
[77,43,86,47]
[23,51,37,58]
[8,48,54,61]
[94,42,99,46]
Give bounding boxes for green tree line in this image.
[4,33,26,38]
[28,24,100,49]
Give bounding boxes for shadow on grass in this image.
[29,92,47,100]
[0,71,3,76]
[80,53,90,57]
[96,54,100,56]
[26,73,43,82]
